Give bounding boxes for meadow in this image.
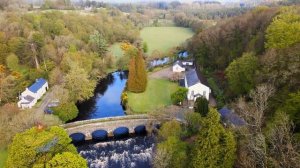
[141,27,194,54]
[127,79,179,113]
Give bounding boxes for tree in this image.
[225,52,258,95]
[52,102,78,122]
[265,8,300,49]
[192,108,236,168]
[184,112,202,135]
[6,53,19,71]
[89,31,108,57]
[158,120,182,140]
[194,97,209,117]
[64,62,96,102]
[143,42,148,53]
[154,136,187,168]
[280,91,300,132]
[127,50,147,93]
[171,87,188,105]
[46,152,87,168]
[6,126,78,168]
[266,112,300,167]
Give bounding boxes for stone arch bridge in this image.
[62,115,159,140]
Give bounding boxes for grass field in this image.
[127,79,179,113]
[141,27,194,54]
[0,150,7,168]
[108,43,124,58]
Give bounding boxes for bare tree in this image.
[267,112,300,168]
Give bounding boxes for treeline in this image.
[0,9,138,112]
[187,5,300,167]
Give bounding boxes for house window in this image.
[203,91,206,97]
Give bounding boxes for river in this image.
[74,71,128,121]
[72,71,156,168]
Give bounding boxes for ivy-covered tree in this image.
[5,126,79,168]
[192,108,236,168]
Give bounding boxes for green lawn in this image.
[127,79,179,113]
[141,27,194,54]
[108,43,124,58]
[0,150,8,168]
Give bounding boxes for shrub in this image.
[52,102,79,122]
[194,97,209,117]
[171,87,188,105]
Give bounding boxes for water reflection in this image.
[74,71,128,121]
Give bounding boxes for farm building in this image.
[172,61,186,72]
[17,78,49,109]
[184,69,211,101]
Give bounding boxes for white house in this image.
[18,78,49,109]
[172,61,186,72]
[182,60,193,66]
[184,69,211,101]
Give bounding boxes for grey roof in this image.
[24,95,35,102]
[186,69,200,87]
[173,60,184,67]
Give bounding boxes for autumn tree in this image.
[192,108,236,168]
[5,126,79,168]
[127,49,147,93]
[265,7,300,49]
[89,31,108,57]
[46,152,87,168]
[64,62,96,102]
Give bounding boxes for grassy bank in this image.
[127,79,179,113]
[141,27,194,54]
[0,149,7,168]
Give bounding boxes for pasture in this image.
[141,27,194,54]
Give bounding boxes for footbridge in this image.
[62,115,159,140]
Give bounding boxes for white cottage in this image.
[172,61,186,72]
[184,69,211,101]
[18,78,49,109]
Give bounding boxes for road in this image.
[34,90,54,118]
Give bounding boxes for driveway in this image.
[149,67,173,79]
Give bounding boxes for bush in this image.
[121,91,128,108]
[194,97,209,117]
[159,120,183,140]
[171,87,188,105]
[52,103,79,122]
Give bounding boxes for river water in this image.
[77,136,155,168]
[72,71,156,168]
[74,71,128,121]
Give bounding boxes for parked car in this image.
[44,108,53,114]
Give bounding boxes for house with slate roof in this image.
[17,78,48,109]
[184,69,211,101]
[218,107,246,127]
[172,60,186,72]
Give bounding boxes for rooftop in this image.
[28,78,47,93]
[218,107,246,126]
[185,69,200,87]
